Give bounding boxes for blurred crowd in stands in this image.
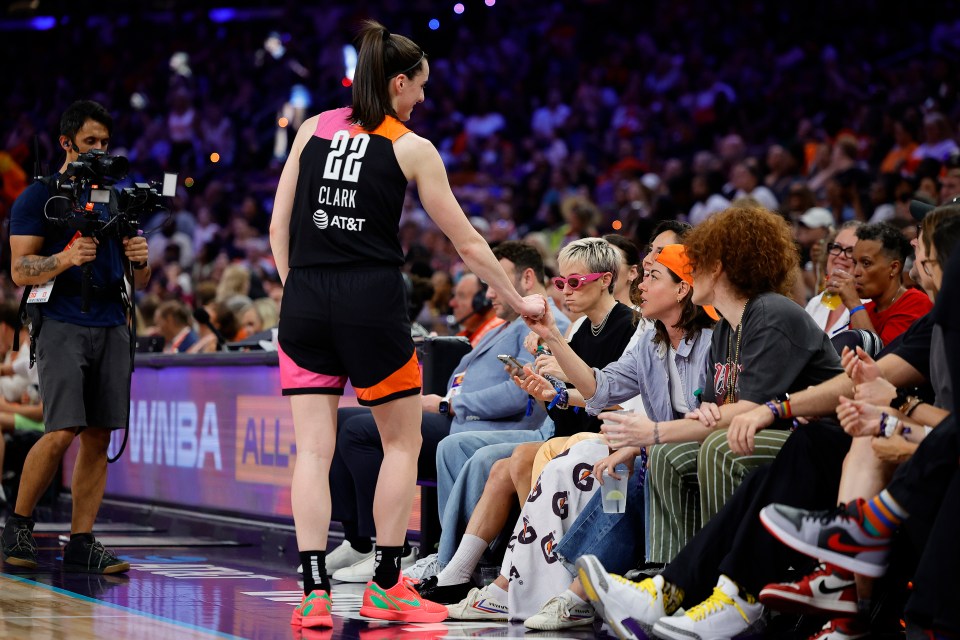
[2,0,960,351]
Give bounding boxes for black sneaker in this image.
[62,535,130,574]
[414,575,475,604]
[1,517,38,569]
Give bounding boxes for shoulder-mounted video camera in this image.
[45,150,177,312]
[52,149,177,240]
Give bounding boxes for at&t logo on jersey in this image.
[313,208,329,229]
[312,206,366,232]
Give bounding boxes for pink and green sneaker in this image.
[291,590,333,628]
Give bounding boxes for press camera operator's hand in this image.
[64,236,98,267]
[123,235,149,266]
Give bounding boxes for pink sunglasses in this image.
[552,272,608,291]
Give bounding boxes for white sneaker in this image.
[524,593,595,631]
[576,554,682,639]
[296,539,375,575]
[331,546,419,583]
[405,552,442,581]
[653,574,765,640]
[446,584,509,621]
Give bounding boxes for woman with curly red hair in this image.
[578,206,845,640]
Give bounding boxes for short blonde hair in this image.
[558,238,620,294]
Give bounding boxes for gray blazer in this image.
[448,300,569,434]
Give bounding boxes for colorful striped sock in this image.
[860,490,908,538]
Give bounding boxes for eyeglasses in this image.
[552,272,608,291]
[920,258,939,276]
[826,242,855,259]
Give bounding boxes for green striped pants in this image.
[645,428,791,563]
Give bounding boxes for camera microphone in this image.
[193,307,226,350]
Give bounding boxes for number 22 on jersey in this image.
[323,130,370,183]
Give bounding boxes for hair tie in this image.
[382,29,391,41]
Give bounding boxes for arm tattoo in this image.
[16,255,59,277]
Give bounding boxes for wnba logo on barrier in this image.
[313,209,329,230]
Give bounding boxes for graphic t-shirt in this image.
[702,292,843,406]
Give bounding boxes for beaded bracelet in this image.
[765,399,793,419]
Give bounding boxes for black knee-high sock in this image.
[372,545,403,588]
[342,520,372,554]
[300,550,330,595]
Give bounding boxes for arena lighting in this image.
[208,8,238,23]
[29,16,56,30]
[429,18,440,30]
[454,3,465,14]
[342,44,357,81]
[210,153,221,163]
[485,0,496,6]
[612,220,623,230]
[341,77,352,87]
[184,177,195,187]
[278,117,289,128]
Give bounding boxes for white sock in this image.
[486,581,509,603]
[436,534,487,586]
[562,588,587,606]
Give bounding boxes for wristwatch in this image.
[891,390,922,416]
[438,399,450,416]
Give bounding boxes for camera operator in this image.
[0,100,150,574]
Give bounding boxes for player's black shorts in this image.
[277,266,421,406]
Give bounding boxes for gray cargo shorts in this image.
[35,318,131,432]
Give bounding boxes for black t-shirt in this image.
[876,312,937,406]
[702,292,843,405]
[550,302,636,438]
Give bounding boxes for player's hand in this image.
[519,294,547,320]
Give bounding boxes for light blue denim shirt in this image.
[585,326,712,421]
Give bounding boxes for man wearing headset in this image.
[449,273,503,347]
[1,100,150,573]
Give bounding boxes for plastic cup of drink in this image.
[820,291,842,310]
[820,269,850,310]
[601,463,629,513]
